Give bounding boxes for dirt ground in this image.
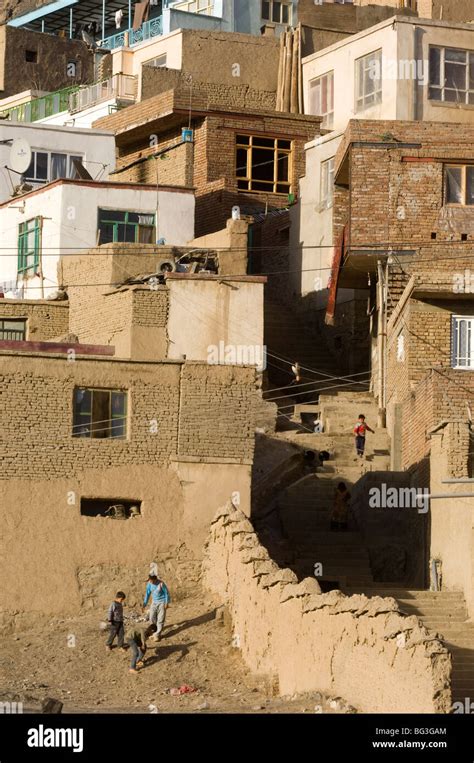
[1,595,353,714]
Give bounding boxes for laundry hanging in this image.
[132,0,150,30]
[115,9,123,28]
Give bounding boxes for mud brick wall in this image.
[0,26,93,98]
[0,354,181,479]
[401,369,474,477]
[0,355,261,480]
[178,363,258,461]
[95,91,321,237]
[336,120,474,249]
[203,502,451,713]
[132,288,169,327]
[0,300,69,340]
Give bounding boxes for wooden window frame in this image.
[98,209,156,244]
[0,318,26,341]
[355,49,382,113]
[309,70,334,128]
[235,134,293,196]
[261,0,292,25]
[72,387,128,440]
[428,46,474,105]
[18,218,40,275]
[444,164,474,206]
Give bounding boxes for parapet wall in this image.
[203,502,452,713]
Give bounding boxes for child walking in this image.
[106,591,127,652]
[354,414,374,458]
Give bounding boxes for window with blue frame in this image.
[98,209,156,244]
[73,388,128,439]
[18,218,40,274]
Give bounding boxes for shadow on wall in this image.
[350,469,429,588]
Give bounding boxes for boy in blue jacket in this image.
[143,574,170,643]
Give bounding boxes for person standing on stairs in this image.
[330,482,351,531]
[354,414,374,458]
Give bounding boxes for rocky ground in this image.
[1,595,354,714]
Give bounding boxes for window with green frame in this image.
[73,388,128,439]
[98,209,156,245]
[18,218,40,274]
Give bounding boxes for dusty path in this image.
[1,596,352,714]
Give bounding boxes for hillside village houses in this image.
[1,0,474,718]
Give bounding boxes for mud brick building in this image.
[0,299,69,341]
[0,25,93,99]
[330,119,474,478]
[0,346,263,615]
[94,82,322,237]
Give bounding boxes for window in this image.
[236,135,292,195]
[445,165,474,205]
[320,157,335,208]
[0,319,26,341]
[452,316,474,369]
[309,71,334,128]
[261,0,292,25]
[25,50,38,63]
[355,49,382,112]
[24,151,82,184]
[98,210,156,244]
[73,388,128,439]
[429,46,474,105]
[172,0,214,14]
[18,218,40,275]
[143,53,167,68]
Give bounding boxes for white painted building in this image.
[0,180,195,298]
[291,14,474,303]
[0,122,116,203]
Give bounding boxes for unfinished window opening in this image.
[25,50,38,63]
[462,233,468,241]
[431,232,437,239]
[73,388,128,439]
[308,71,334,129]
[355,49,382,112]
[0,319,26,341]
[429,46,474,105]
[452,315,474,369]
[236,134,292,195]
[98,209,156,244]
[445,165,474,206]
[80,498,141,518]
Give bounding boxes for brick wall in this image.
[95,88,321,237]
[0,300,69,340]
[400,368,474,478]
[1,26,93,98]
[0,354,260,480]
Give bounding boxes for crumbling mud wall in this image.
[203,503,452,713]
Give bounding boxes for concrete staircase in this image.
[343,586,474,705]
[270,388,474,707]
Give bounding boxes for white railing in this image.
[69,74,138,114]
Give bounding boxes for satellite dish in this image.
[10,139,32,175]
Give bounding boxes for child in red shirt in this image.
[354,414,374,457]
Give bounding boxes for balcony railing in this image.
[69,74,138,113]
[0,86,79,123]
[100,15,163,50]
